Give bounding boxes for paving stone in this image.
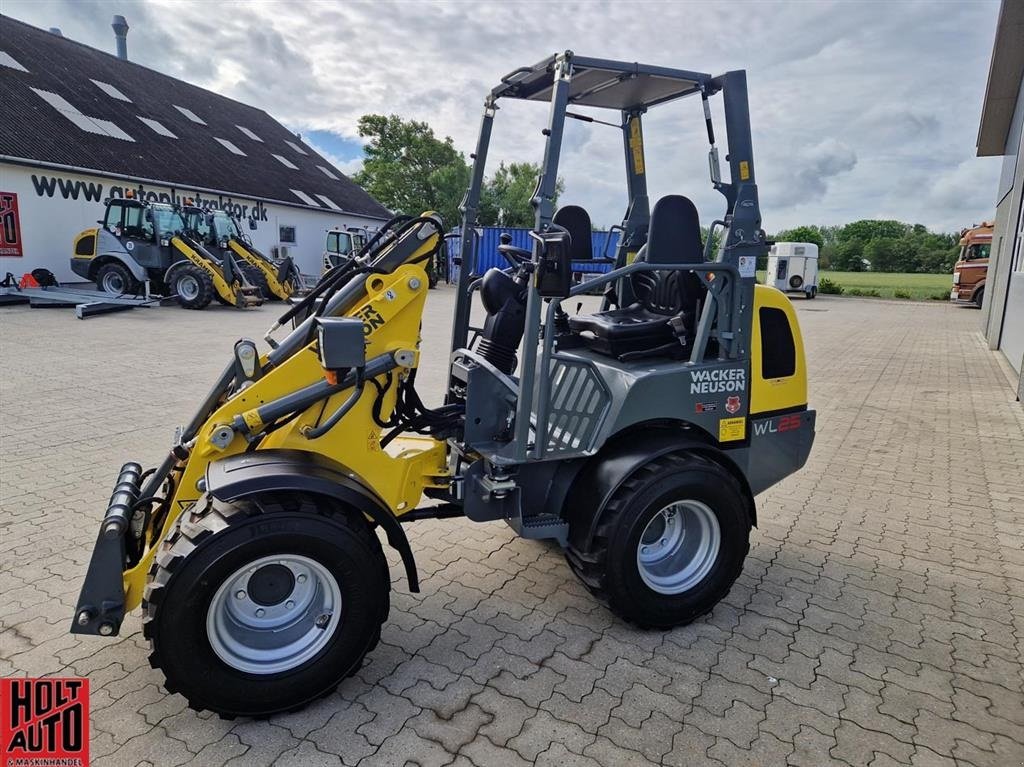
[2,293,1023,767]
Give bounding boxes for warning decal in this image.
[718,417,746,442]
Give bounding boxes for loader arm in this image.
[227,238,295,300]
[73,217,447,633]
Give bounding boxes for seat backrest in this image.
[552,205,593,261]
[632,195,706,321]
[646,195,703,265]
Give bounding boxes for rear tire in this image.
[243,265,274,301]
[143,492,390,718]
[95,262,138,295]
[172,264,214,310]
[565,453,751,629]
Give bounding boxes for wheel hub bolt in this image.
[236,590,246,600]
[286,600,295,610]
[642,546,650,554]
[315,613,331,628]
[297,574,307,584]
[255,608,265,617]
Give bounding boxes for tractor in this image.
[180,203,301,302]
[71,194,263,310]
[71,53,815,719]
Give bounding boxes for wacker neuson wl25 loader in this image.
[72,53,815,718]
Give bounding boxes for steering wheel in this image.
[497,233,532,267]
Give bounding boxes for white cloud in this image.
[4,0,1004,233]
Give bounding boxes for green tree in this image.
[478,162,564,227]
[839,219,908,243]
[864,237,901,272]
[352,114,470,228]
[831,238,866,271]
[773,225,825,251]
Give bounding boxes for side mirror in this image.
[144,210,153,222]
[532,230,572,298]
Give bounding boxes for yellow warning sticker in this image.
[629,118,645,175]
[739,161,750,181]
[718,417,746,442]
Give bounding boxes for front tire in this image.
[566,453,751,629]
[973,287,984,309]
[172,264,214,309]
[143,493,390,718]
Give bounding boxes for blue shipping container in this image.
[441,227,620,284]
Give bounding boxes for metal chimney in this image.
[48,27,63,36]
[111,15,129,60]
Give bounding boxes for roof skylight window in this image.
[91,79,131,102]
[215,137,247,156]
[137,116,177,138]
[174,105,206,125]
[274,154,299,170]
[290,189,319,206]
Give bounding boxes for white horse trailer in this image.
[766,242,819,298]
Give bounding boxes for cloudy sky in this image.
[3,0,1004,233]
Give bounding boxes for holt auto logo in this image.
[1,677,90,766]
[725,396,741,414]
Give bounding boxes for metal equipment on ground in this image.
[70,195,263,310]
[0,271,169,317]
[71,53,816,719]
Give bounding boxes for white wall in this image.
[0,163,384,281]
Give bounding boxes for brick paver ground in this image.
[1,289,1022,766]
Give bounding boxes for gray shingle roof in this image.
[0,15,389,219]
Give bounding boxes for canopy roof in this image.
[491,54,713,111]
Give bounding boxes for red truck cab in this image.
[951,221,993,308]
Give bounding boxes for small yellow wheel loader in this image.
[181,204,301,302]
[72,53,816,718]
[71,195,263,310]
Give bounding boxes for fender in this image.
[205,449,420,592]
[93,228,149,282]
[563,424,756,553]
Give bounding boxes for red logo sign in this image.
[725,396,741,414]
[0,192,23,258]
[1,678,89,766]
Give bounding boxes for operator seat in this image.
[568,195,706,360]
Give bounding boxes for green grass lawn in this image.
[757,270,951,300]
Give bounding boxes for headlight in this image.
[952,272,960,284]
[159,237,169,246]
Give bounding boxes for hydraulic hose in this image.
[303,368,366,439]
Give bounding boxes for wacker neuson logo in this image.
[689,368,746,395]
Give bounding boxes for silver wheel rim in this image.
[206,554,342,675]
[178,274,200,301]
[101,271,126,293]
[637,500,721,594]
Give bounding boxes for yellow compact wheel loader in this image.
[181,204,301,302]
[72,53,816,719]
[71,195,263,310]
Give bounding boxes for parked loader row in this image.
[70,193,302,309]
